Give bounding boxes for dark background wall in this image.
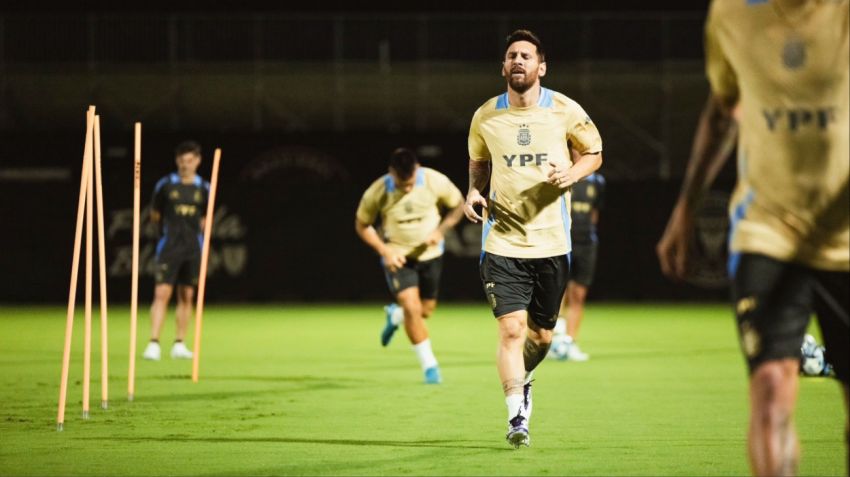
[0,2,736,303]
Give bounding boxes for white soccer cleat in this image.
[170,341,193,359]
[566,342,589,362]
[142,341,161,361]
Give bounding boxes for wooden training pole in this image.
[57,105,95,431]
[94,115,109,410]
[128,122,141,401]
[192,148,221,383]
[82,112,94,420]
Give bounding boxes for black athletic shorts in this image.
[570,242,598,287]
[384,256,443,300]
[732,253,849,383]
[154,248,201,287]
[479,252,570,330]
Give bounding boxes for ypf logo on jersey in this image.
[517,124,531,146]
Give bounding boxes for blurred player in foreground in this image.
[552,169,605,362]
[657,0,849,474]
[355,148,464,384]
[465,29,602,448]
[143,141,210,361]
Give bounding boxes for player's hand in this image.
[382,250,407,273]
[656,202,694,281]
[425,229,444,246]
[464,190,488,223]
[547,162,577,189]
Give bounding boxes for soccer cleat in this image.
[566,342,589,362]
[170,341,193,359]
[381,304,400,347]
[142,341,161,361]
[506,414,530,449]
[424,366,442,384]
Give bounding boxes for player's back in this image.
[707,0,849,270]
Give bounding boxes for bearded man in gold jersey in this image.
[658,0,849,475]
[465,29,603,448]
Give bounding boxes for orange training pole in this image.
[192,148,221,383]
[82,111,94,420]
[94,115,109,410]
[57,105,95,431]
[128,122,141,401]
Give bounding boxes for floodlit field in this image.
[0,304,844,476]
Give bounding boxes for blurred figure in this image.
[355,148,464,384]
[657,0,849,475]
[553,167,605,362]
[143,141,209,361]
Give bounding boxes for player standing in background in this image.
[657,0,849,474]
[142,141,209,361]
[355,148,464,384]
[465,30,603,448]
[552,169,605,362]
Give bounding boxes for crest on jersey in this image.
[194,190,202,203]
[517,124,531,146]
[169,190,179,200]
[587,185,596,198]
[404,201,413,213]
[782,37,806,70]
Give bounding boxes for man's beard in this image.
[507,72,536,94]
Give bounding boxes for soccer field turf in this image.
[0,304,844,476]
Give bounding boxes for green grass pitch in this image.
[0,304,844,476]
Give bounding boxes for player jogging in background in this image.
[142,141,210,361]
[657,1,849,475]
[465,29,603,448]
[355,148,464,384]
[552,169,605,362]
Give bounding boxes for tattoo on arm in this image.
[468,160,490,194]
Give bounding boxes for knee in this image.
[397,297,421,318]
[499,316,526,343]
[751,363,796,421]
[178,288,194,305]
[153,287,172,303]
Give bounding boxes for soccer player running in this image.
[465,30,603,448]
[552,167,605,362]
[657,1,849,475]
[142,141,210,361]
[355,148,464,384]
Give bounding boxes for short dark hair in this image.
[388,148,419,180]
[174,140,201,158]
[505,29,545,62]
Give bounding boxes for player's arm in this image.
[465,110,491,223]
[656,92,738,280]
[354,219,405,272]
[427,200,465,246]
[550,110,603,189]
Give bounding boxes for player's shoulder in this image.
[154,173,178,192]
[548,90,588,114]
[421,166,448,181]
[709,0,760,22]
[365,174,390,195]
[472,94,508,121]
[192,174,210,191]
[589,172,606,185]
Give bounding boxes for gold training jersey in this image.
[356,167,463,261]
[706,0,849,271]
[468,87,603,259]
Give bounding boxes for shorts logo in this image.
[517,124,531,146]
[740,320,761,358]
[485,282,495,289]
[487,292,498,309]
[392,277,400,290]
[736,296,758,316]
